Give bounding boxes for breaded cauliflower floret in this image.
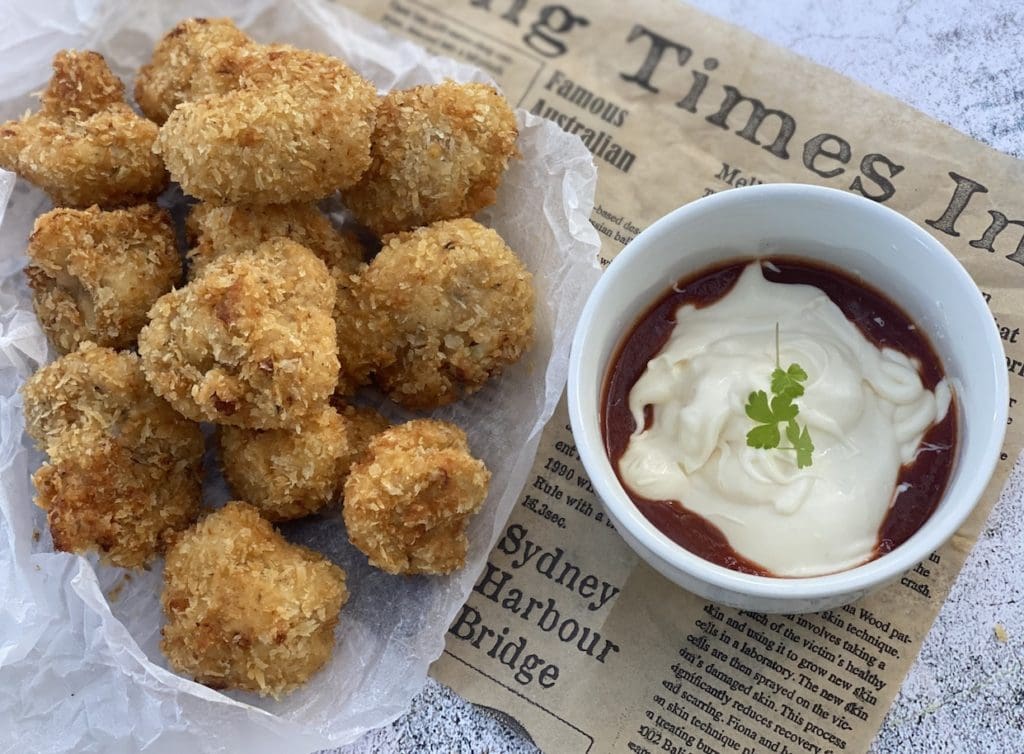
[220,405,347,522]
[0,50,166,207]
[186,203,364,280]
[161,502,348,697]
[135,17,255,124]
[357,218,534,409]
[333,401,392,473]
[21,343,203,567]
[21,342,202,465]
[220,402,390,522]
[184,202,372,395]
[342,82,518,235]
[343,419,490,575]
[156,45,378,205]
[33,436,202,568]
[138,239,339,428]
[26,204,180,354]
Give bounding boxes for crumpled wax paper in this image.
[0,1,602,751]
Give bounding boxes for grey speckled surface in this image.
[340,2,1024,752]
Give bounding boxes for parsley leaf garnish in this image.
[744,324,815,468]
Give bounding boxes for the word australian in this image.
[468,1,1024,273]
[531,71,636,174]
[448,523,622,689]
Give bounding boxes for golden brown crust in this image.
[34,436,201,568]
[220,402,391,521]
[186,203,364,280]
[342,82,518,235]
[138,239,339,428]
[20,342,203,465]
[220,405,349,522]
[334,403,392,480]
[161,502,348,697]
[357,218,534,409]
[134,18,254,124]
[156,46,379,205]
[0,50,166,208]
[343,419,490,574]
[26,204,181,354]
[21,343,203,567]
[331,261,396,397]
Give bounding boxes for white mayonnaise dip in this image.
[619,262,950,577]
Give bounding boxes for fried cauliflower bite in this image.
[161,502,348,697]
[156,45,379,205]
[333,402,392,473]
[186,203,364,280]
[183,202,374,395]
[343,419,490,575]
[21,342,202,465]
[138,239,339,428]
[342,82,518,235]
[135,18,255,124]
[33,435,202,569]
[220,405,347,522]
[0,50,165,208]
[220,403,390,522]
[357,218,534,409]
[21,343,203,567]
[25,204,181,354]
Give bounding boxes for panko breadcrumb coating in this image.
[220,405,348,522]
[33,436,202,568]
[342,82,518,235]
[186,203,364,280]
[21,343,203,567]
[0,50,166,208]
[332,262,389,397]
[343,419,490,575]
[26,204,180,353]
[358,218,534,409]
[161,502,348,697]
[21,342,203,465]
[135,18,255,124]
[138,239,339,428]
[184,202,372,394]
[333,401,392,477]
[156,45,378,205]
[220,402,390,521]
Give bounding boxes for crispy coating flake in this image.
[161,502,348,697]
[0,50,166,207]
[333,402,392,477]
[26,204,181,353]
[342,82,518,235]
[184,203,371,394]
[332,261,390,397]
[186,203,364,280]
[135,18,255,124]
[33,436,202,568]
[357,218,534,409]
[156,45,378,205]
[21,342,202,465]
[138,239,339,428]
[21,343,203,567]
[220,402,390,522]
[343,419,490,575]
[220,405,347,522]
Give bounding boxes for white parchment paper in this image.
[0,1,602,751]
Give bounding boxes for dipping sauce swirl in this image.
[602,258,957,577]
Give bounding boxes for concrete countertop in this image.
[342,2,1024,751]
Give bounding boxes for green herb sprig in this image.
[744,324,815,468]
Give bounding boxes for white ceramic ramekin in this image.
[567,184,1007,614]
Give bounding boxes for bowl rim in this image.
[566,182,1009,602]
